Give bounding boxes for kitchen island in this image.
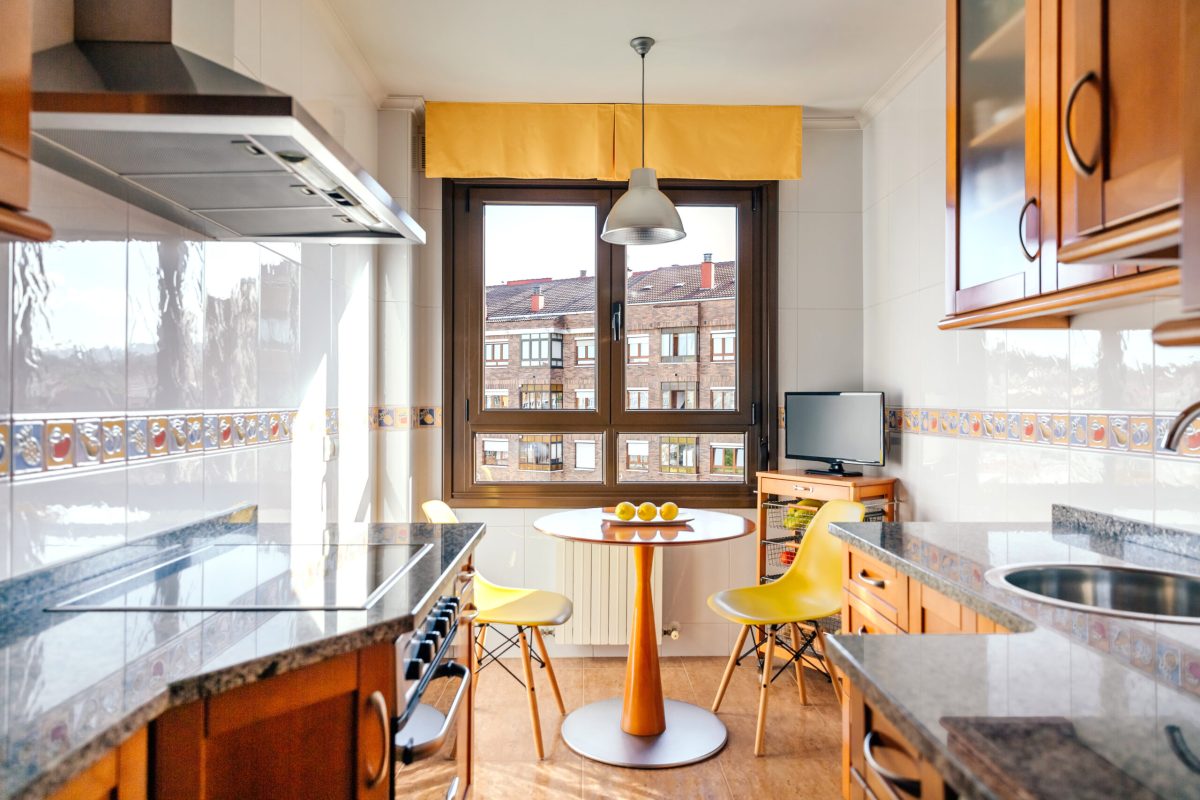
[0,508,483,799]
[826,506,1200,799]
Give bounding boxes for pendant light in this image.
[601,36,686,246]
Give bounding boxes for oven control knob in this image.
[432,614,452,637]
[404,658,424,680]
[416,637,436,662]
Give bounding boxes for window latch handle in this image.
[611,302,623,342]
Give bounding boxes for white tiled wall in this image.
[860,49,1200,532]
[409,130,865,656]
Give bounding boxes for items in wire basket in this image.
[784,499,822,530]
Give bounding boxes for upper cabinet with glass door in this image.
[947,0,1046,315]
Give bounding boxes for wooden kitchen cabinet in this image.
[844,680,953,800]
[1056,0,1183,270]
[947,0,1050,314]
[0,0,51,241]
[942,0,1188,329]
[47,728,148,800]
[154,644,396,800]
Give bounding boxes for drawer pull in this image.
[864,731,922,797]
[858,570,887,589]
[790,484,811,493]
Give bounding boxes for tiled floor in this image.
[397,655,842,799]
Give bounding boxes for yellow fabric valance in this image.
[424,102,803,181]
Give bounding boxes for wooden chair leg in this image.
[531,627,565,715]
[475,623,488,666]
[713,625,749,713]
[816,627,843,704]
[789,622,808,705]
[517,627,545,759]
[754,626,776,756]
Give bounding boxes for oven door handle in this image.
[397,661,471,765]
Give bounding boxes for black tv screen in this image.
[784,392,884,467]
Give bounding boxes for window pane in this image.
[625,206,737,410]
[474,433,604,483]
[484,204,596,411]
[617,433,747,483]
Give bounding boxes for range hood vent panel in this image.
[31,39,424,244]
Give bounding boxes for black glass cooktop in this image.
[49,542,433,612]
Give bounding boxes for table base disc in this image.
[559,698,727,768]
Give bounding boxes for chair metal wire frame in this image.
[739,623,834,686]
[473,623,547,688]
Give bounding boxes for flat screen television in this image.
[784,391,885,477]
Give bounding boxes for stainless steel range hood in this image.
[30,0,424,244]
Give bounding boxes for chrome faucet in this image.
[1161,399,1200,452]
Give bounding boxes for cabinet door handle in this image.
[1064,70,1101,177]
[791,484,811,493]
[858,570,887,589]
[1018,197,1039,262]
[365,690,390,789]
[864,731,923,797]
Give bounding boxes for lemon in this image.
[615,501,636,521]
[659,502,679,521]
[637,501,658,522]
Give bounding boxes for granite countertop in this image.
[825,506,1200,800]
[0,509,484,800]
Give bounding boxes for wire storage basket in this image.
[761,500,820,581]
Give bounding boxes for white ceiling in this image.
[331,1,944,117]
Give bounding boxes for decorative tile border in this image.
[367,406,442,430]
[2,409,297,480]
[901,534,1200,701]
[885,406,1200,459]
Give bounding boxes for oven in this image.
[393,562,476,800]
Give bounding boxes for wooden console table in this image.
[753,470,898,582]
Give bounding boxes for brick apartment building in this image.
[474,255,746,484]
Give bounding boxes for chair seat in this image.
[707,582,839,626]
[476,580,573,627]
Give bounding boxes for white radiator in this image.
[554,541,663,645]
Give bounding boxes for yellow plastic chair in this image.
[708,499,865,756]
[421,500,573,759]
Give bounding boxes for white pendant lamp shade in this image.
[602,36,685,246]
[601,167,686,245]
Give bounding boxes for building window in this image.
[521,332,564,367]
[575,337,596,365]
[520,384,563,409]
[481,438,509,466]
[661,327,698,362]
[575,440,596,471]
[627,388,649,409]
[626,440,649,471]
[661,436,698,474]
[485,340,509,366]
[711,387,735,410]
[661,381,698,410]
[484,389,509,409]
[711,331,736,362]
[575,389,595,409]
[627,334,650,364]
[519,435,563,471]
[710,443,744,475]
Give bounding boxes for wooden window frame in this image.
[627,387,650,409]
[660,326,699,363]
[575,337,596,366]
[443,179,778,507]
[711,331,736,362]
[484,339,509,366]
[626,334,651,364]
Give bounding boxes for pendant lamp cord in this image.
[640,51,646,168]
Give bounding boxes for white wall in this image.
[409,129,864,656]
[860,49,1200,531]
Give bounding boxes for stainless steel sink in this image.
[986,563,1200,624]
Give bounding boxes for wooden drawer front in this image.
[759,476,850,502]
[910,582,970,635]
[845,591,901,636]
[845,547,908,629]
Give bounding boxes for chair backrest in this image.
[421,500,460,524]
[777,499,866,608]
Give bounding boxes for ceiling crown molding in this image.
[856,21,946,127]
[802,116,861,130]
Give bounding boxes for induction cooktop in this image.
[48,542,433,612]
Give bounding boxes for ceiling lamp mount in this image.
[601,36,686,246]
